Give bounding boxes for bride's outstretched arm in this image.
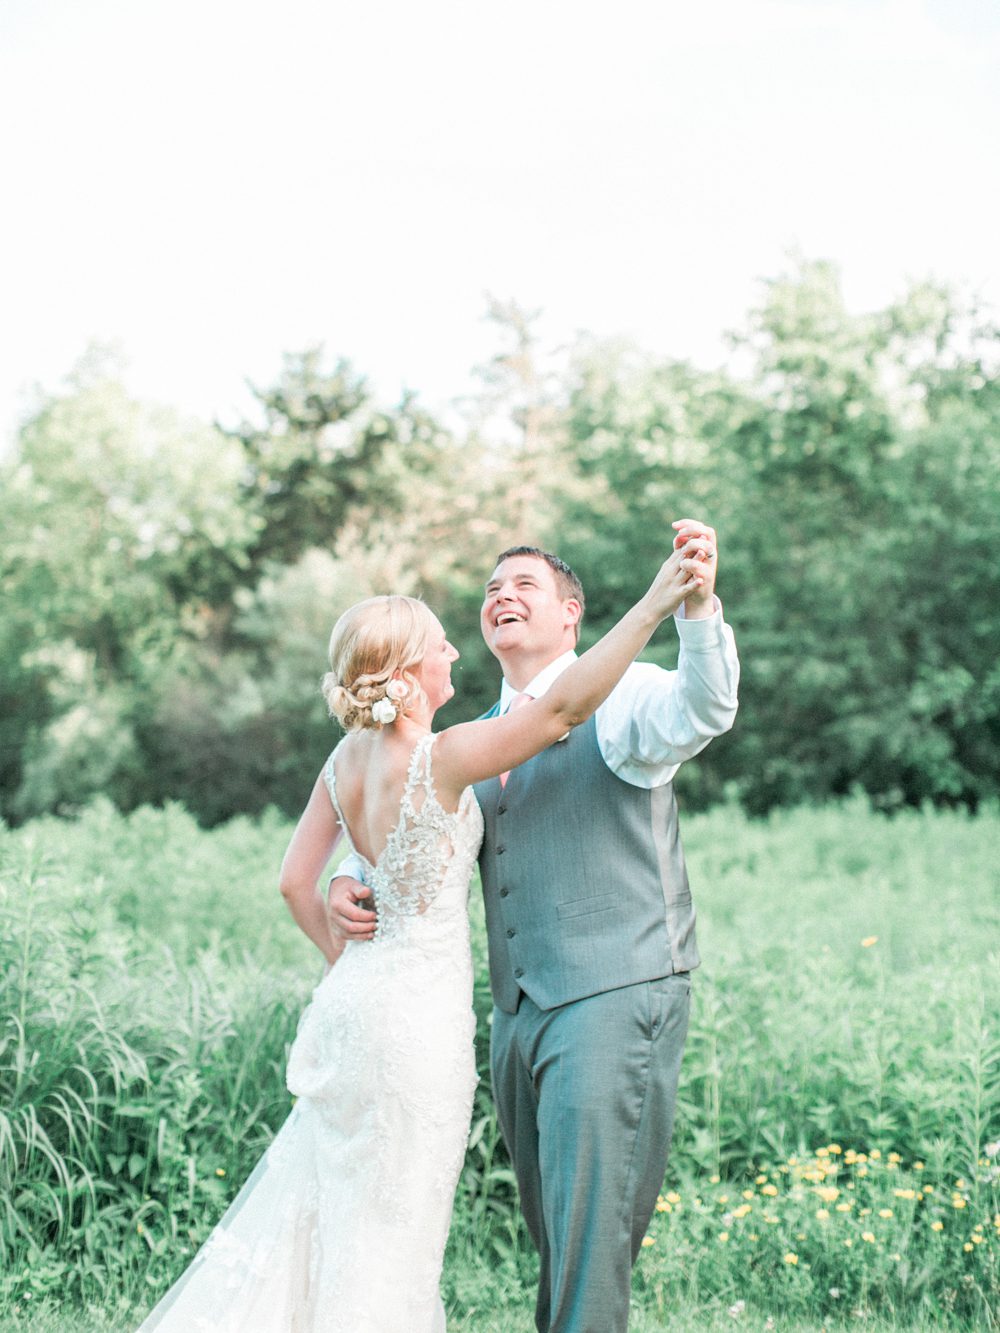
[279,772,347,966]
[433,536,714,800]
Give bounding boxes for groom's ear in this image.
[563,598,582,630]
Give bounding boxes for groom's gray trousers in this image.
[491,975,691,1333]
[474,714,701,1333]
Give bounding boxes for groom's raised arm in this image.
[596,519,739,785]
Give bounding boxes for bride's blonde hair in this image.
[322,595,438,732]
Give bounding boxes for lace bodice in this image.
[323,733,483,944]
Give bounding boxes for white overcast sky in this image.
[2,0,998,448]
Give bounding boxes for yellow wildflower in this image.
[783,1253,798,1265]
[816,1209,830,1221]
[914,1161,924,1171]
[869,1150,882,1161]
[755,1174,768,1185]
[718,1195,729,1205]
[655,1200,672,1213]
[710,1174,721,1184]
[879,1209,894,1219]
[216,1168,226,1178]
[641,1236,655,1248]
[952,1198,967,1210]
[888,1152,901,1164]
[665,1191,681,1204]
[817,1186,840,1203]
[827,1144,842,1155]
[742,1189,755,1200]
[718,1231,730,1243]
[894,1189,916,1200]
[963,1243,974,1252]
[861,936,878,947]
[862,1232,876,1244]
[762,1184,779,1197]
[931,1221,944,1232]
[732,1204,752,1219]
[836,1203,852,1213]
[972,1234,984,1245]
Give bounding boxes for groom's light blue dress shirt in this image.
[497,599,739,788]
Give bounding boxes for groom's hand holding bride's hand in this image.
[327,876,378,943]
[670,517,719,619]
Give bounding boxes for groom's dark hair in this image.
[494,546,586,624]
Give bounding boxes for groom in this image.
[329,518,739,1333]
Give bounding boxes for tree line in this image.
[2,260,998,826]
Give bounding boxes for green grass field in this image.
[1,797,997,1330]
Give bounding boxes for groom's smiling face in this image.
[480,555,581,667]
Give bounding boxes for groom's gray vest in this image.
[473,709,700,1014]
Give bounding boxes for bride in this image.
[137,548,706,1332]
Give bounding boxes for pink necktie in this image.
[499,692,532,788]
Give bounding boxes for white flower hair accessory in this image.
[371,698,398,725]
[385,679,407,702]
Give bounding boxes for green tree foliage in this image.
[231,349,457,571]
[3,268,998,824]
[551,261,1000,812]
[716,263,1000,811]
[0,347,502,823]
[0,353,259,819]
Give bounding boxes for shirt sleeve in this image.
[595,601,740,788]
[334,851,369,887]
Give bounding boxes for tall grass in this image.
[1,797,997,1328]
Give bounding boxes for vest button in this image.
[506,928,516,938]
[514,967,524,978]
[496,844,505,855]
[497,803,507,815]
[499,887,509,897]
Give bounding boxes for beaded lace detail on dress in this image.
[324,733,475,940]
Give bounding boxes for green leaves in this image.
[4,268,1000,825]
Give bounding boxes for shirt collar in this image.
[500,649,578,712]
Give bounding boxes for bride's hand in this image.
[644,531,715,620]
[671,517,718,618]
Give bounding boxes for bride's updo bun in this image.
[322,595,437,732]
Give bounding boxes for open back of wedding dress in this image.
[138,734,483,1333]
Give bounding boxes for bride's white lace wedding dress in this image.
[139,734,484,1332]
